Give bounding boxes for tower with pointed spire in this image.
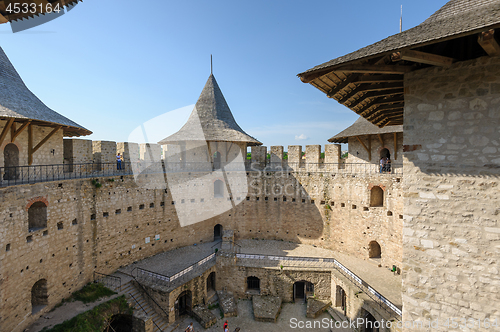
[159,74,261,170]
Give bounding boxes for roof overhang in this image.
[298,2,500,127]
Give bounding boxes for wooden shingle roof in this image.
[329,117,402,144]
[159,74,261,146]
[0,47,91,137]
[298,0,500,127]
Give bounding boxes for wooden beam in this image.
[356,75,403,83]
[394,132,398,160]
[363,103,404,118]
[10,122,15,142]
[399,50,455,66]
[28,124,33,165]
[32,126,62,154]
[367,135,371,161]
[349,90,404,110]
[478,29,500,57]
[299,67,338,83]
[0,118,14,147]
[337,87,363,104]
[378,134,384,146]
[0,13,8,24]
[334,64,413,75]
[11,121,31,142]
[370,109,404,124]
[355,82,404,92]
[327,74,360,98]
[355,136,370,158]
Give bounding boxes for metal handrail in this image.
[93,271,122,291]
[235,253,401,318]
[128,292,163,332]
[0,161,403,187]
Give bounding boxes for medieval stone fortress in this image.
[0,0,499,331]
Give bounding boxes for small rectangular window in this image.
[72,219,78,225]
[90,214,96,220]
[302,199,305,203]
[26,235,33,243]
[200,198,204,203]
[115,209,121,215]
[57,222,64,230]
[127,206,132,212]
[103,212,109,217]
[283,197,287,202]
[150,203,154,208]
[6,243,10,251]
[139,204,145,210]
[160,202,165,207]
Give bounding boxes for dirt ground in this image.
[25,294,120,332]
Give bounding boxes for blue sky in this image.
[0,0,447,149]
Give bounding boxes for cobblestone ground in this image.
[169,299,353,332]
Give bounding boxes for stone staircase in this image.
[121,281,169,332]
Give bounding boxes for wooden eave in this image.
[300,27,500,128]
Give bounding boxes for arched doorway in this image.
[207,272,216,295]
[363,311,379,332]
[370,186,384,207]
[380,148,390,159]
[175,290,192,320]
[335,285,347,316]
[28,201,48,231]
[4,143,19,180]
[213,151,221,170]
[214,224,223,241]
[214,180,224,198]
[31,279,48,314]
[369,241,381,259]
[293,281,314,302]
[106,314,133,332]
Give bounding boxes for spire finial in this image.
[211,54,213,75]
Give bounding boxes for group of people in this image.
[379,156,391,173]
[185,320,240,332]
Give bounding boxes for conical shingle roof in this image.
[159,74,261,146]
[0,47,91,136]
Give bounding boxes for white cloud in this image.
[295,134,308,141]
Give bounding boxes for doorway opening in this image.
[293,281,314,302]
[175,290,192,320]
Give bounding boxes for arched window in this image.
[214,180,224,198]
[28,201,47,231]
[247,276,260,292]
[31,279,48,314]
[370,186,384,207]
[4,143,19,180]
[368,241,381,259]
[213,151,221,170]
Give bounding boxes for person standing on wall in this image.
[117,153,123,170]
[379,157,386,173]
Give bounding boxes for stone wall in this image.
[402,56,500,329]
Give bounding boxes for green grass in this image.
[72,282,116,304]
[208,303,219,310]
[41,296,131,332]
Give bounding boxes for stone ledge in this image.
[217,290,238,318]
[252,295,282,323]
[192,305,217,329]
[306,298,331,318]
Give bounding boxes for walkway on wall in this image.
[0,161,402,187]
